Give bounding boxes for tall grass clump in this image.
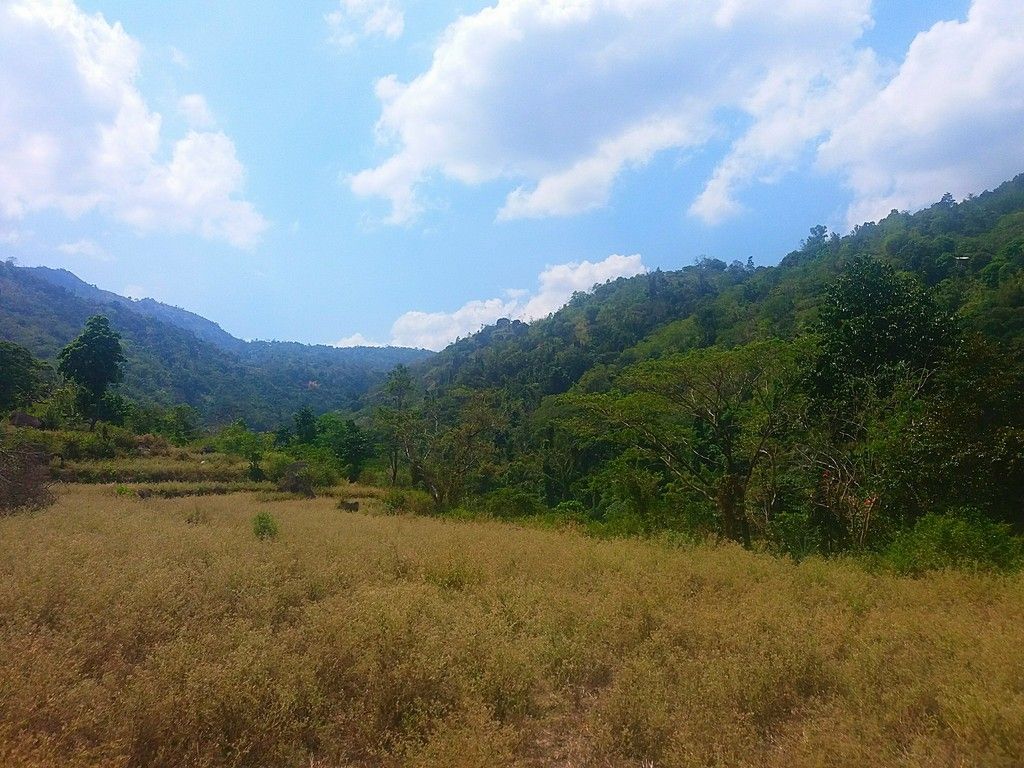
[252,509,279,539]
[0,443,54,514]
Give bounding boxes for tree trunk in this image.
[717,474,751,548]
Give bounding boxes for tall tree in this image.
[375,365,415,485]
[565,341,803,546]
[808,256,951,407]
[293,406,318,444]
[57,315,125,429]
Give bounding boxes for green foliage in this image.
[0,261,431,429]
[293,407,317,444]
[808,256,951,407]
[883,509,1023,574]
[0,341,50,412]
[57,315,125,427]
[251,510,279,540]
[382,488,435,516]
[316,413,370,481]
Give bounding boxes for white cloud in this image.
[518,253,646,319]
[57,238,111,260]
[819,0,1024,227]
[390,297,520,351]
[326,0,404,48]
[0,0,266,248]
[350,0,874,224]
[384,253,647,350]
[177,94,214,129]
[334,332,386,347]
[351,0,1024,229]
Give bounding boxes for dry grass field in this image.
[1,485,1023,767]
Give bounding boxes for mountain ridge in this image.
[0,260,432,428]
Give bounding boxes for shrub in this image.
[553,499,588,522]
[479,487,545,518]
[277,462,315,498]
[884,508,1024,574]
[262,451,294,482]
[0,444,55,515]
[382,488,435,516]
[252,510,279,540]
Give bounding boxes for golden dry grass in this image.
[1,485,1022,767]
[55,454,249,483]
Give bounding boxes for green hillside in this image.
[376,175,1024,554]
[417,176,1024,399]
[0,261,431,428]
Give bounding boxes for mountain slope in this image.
[24,266,247,353]
[0,262,431,428]
[412,174,1024,401]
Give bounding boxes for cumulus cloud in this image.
[350,0,874,223]
[326,0,404,48]
[389,297,521,351]
[350,0,1024,229]
[0,0,266,248]
[362,253,646,350]
[819,0,1024,227]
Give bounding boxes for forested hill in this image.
[415,174,1024,400]
[23,266,247,353]
[369,175,1022,551]
[0,262,431,428]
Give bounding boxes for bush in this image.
[0,444,55,515]
[262,451,294,482]
[479,487,545,518]
[277,462,315,498]
[883,508,1024,574]
[382,488,435,516]
[252,510,279,540]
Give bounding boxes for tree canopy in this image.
[58,315,125,427]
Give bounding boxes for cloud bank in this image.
[0,0,266,248]
[337,253,646,350]
[351,0,1024,228]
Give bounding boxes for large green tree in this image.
[808,256,951,406]
[317,413,370,481]
[57,315,125,429]
[565,341,803,546]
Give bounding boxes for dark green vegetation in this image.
[3,175,1024,570]
[373,176,1024,565]
[0,261,431,428]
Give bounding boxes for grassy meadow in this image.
[1,485,1023,767]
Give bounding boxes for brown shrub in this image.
[0,444,54,514]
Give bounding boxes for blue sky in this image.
[2,0,1021,350]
